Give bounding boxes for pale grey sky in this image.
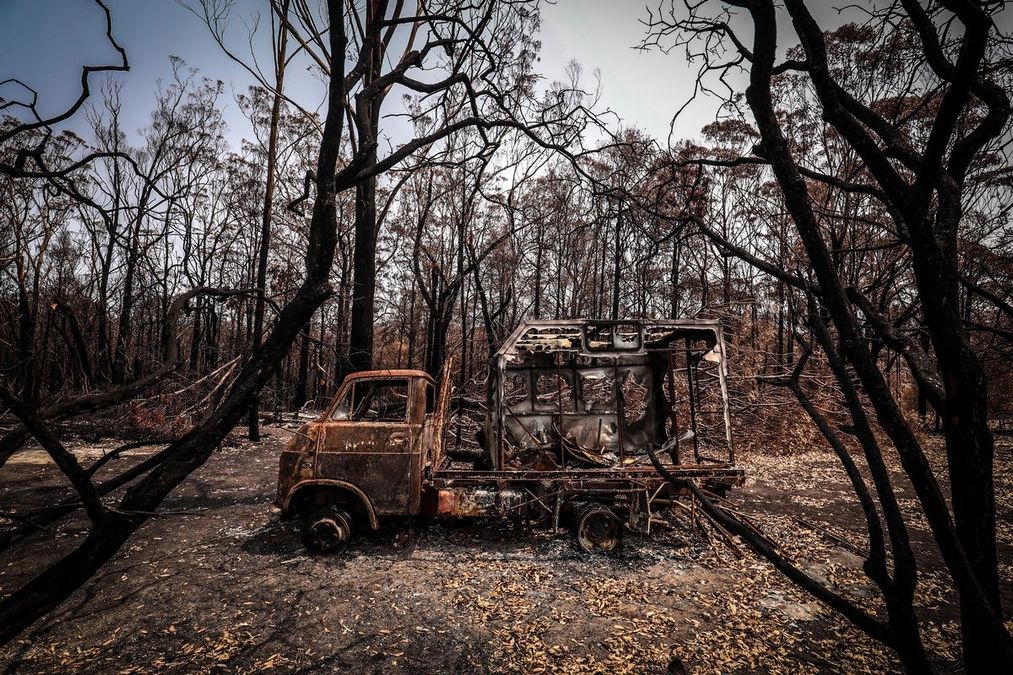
[540,1,722,144]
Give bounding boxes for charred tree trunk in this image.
[349,168,378,371]
[111,210,146,385]
[347,1,384,373]
[739,1,1013,668]
[294,326,311,409]
[248,0,290,440]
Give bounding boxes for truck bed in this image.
[429,461,744,489]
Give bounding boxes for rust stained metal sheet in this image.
[434,486,531,517]
[486,319,735,472]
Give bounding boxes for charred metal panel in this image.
[275,423,319,511]
[314,438,418,514]
[487,319,734,471]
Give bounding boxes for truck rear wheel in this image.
[302,506,353,555]
[575,504,623,553]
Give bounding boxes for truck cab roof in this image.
[341,369,435,385]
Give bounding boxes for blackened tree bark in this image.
[294,328,311,409]
[349,148,379,370]
[248,0,290,441]
[347,0,385,373]
[52,298,95,388]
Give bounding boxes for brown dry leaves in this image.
[6,434,1009,674]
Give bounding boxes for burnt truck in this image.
[274,319,745,554]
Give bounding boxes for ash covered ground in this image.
[1,428,1009,673]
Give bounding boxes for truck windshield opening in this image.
[332,380,410,422]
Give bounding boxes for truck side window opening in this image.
[352,381,409,421]
[580,372,616,413]
[620,370,649,424]
[331,386,352,420]
[331,380,410,422]
[503,373,530,410]
[425,382,435,413]
[535,373,574,410]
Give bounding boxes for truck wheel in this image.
[302,506,353,554]
[575,504,623,553]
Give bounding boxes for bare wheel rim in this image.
[576,506,622,553]
[304,509,352,554]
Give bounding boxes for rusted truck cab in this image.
[275,369,441,552]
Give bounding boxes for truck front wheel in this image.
[302,506,353,554]
[575,504,623,554]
